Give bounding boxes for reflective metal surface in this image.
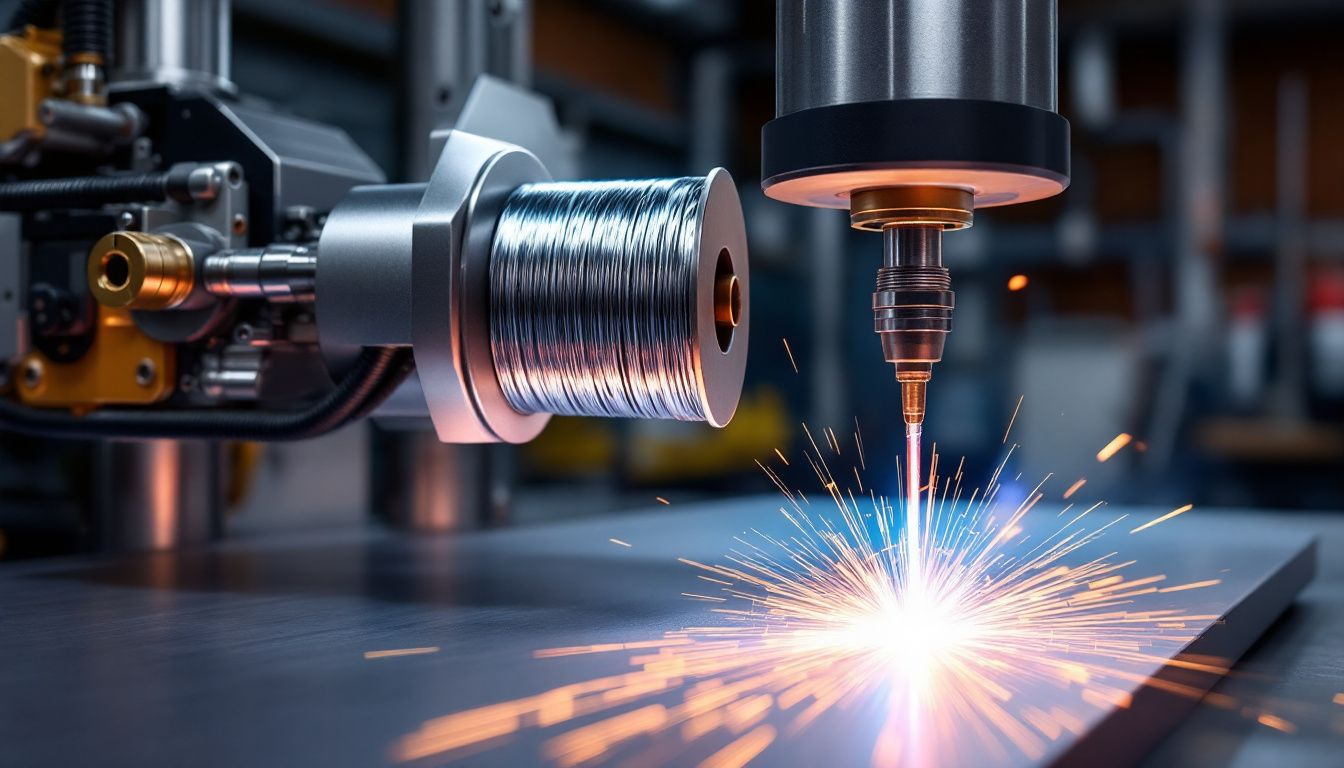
[371,429,502,533]
[316,184,424,356]
[113,0,235,94]
[775,0,1057,116]
[318,128,746,443]
[401,2,533,179]
[411,130,552,444]
[0,499,1318,766]
[202,244,317,302]
[490,170,748,427]
[94,439,221,551]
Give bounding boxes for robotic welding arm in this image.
[0,0,749,444]
[762,0,1071,427]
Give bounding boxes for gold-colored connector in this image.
[87,231,195,310]
[16,306,175,410]
[0,28,61,144]
[714,272,741,327]
[62,51,106,106]
[713,247,742,353]
[849,186,974,233]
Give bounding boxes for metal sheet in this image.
[0,498,1315,767]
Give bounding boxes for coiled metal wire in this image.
[489,177,711,421]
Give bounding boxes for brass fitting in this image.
[62,51,105,106]
[0,28,62,144]
[714,273,741,328]
[88,232,195,310]
[849,186,974,233]
[713,247,742,353]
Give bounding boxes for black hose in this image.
[61,0,111,63]
[7,0,60,32]
[344,351,418,425]
[0,171,181,211]
[0,347,416,441]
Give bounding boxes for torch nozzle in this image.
[897,366,930,426]
[873,223,952,428]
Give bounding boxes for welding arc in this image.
[490,178,709,421]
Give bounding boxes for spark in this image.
[1334,693,1344,706]
[609,538,632,548]
[393,430,1245,767]
[1131,504,1195,535]
[699,724,777,768]
[1158,579,1221,593]
[1096,433,1132,462]
[1007,274,1029,291]
[1063,478,1087,499]
[774,448,789,466]
[365,647,440,660]
[1003,395,1024,444]
[656,497,671,505]
[853,418,867,470]
[781,338,799,374]
[1256,713,1296,733]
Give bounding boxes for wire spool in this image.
[489,168,748,427]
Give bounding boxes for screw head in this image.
[135,358,156,387]
[232,213,247,236]
[22,359,43,389]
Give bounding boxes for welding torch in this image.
[860,189,965,429]
[759,0,1071,431]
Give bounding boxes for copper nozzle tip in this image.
[898,377,927,426]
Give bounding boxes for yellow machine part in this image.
[16,306,176,412]
[521,387,794,483]
[0,27,61,144]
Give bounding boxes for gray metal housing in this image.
[316,131,553,444]
[776,0,1057,116]
[113,0,236,95]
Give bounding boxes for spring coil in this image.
[489,177,712,421]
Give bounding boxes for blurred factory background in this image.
[1,0,1341,559]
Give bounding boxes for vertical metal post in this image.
[112,0,235,94]
[1146,0,1226,473]
[95,440,222,551]
[1270,74,1308,420]
[401,0,532,180]
[689,48,733,172]
[371,428,494,532]
[808,209,847,430]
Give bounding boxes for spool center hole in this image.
[102,251,131,291]
[714,248,740,353]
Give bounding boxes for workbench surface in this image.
[0,498,1336,767]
